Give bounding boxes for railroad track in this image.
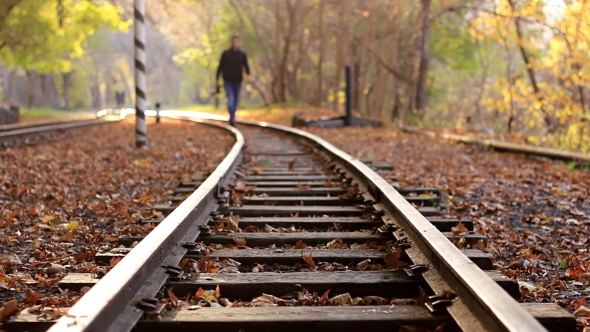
[4,116,575,332]
[0,117,115,148]
[400,125,590,163]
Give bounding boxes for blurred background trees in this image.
[1,0,589,150]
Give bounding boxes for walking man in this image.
[216,36,250,126]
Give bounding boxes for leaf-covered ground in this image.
[0,118,233,320]
[305,126,590,329]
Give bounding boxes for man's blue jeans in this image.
[224,81,242,124]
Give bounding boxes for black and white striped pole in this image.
[134,0,147,147]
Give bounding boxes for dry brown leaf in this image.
[251,293,286,307]
[451,220,469,234]
[574,305,590,317]
[296,183,311,190]
[327,238,344,249]
[109,256,123,268]
[58,230,74,242]
[0,299,19,322]
[356,259,371,270]
[0,253,22,265]
[24,289,43,304]
[384,248,406,269]
[232,237,247,248]
[328,293,351,305]
[294,240,306,249]
[302,252,316,269]
[363,296,389,305]
[167,287,179,307]
[288,158,298,170]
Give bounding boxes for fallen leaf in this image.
[363,296,389,305]
[328,293,352,305]
[384,248,406,269]
[327,238,344,248]
[575,305,590,317]
[251,293,286,307]
[296,183,311,190]
[232,237,246,248]
[0,299,19,322]
[0,253,22,265]
[451,220,469,234]
[24,289,43,304]
[294,240,306,249]
[45,264,66,275]
[302,252,316,269]
[288,158,298,170]
[58,231,74,241]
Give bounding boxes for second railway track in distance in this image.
[5,116,577,332]
[0,118,115,148]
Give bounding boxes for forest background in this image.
[1,0,589,150]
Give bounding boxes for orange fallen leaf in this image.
[296,183,311,190]
[58,231,74,242]
[24,289,43,304]
[384,247,406,269]
[327,238,344,249]
[294,240,306,249]
[451,220,469,234]
[109,256,123,268]
[288,158,298,170]
[574,305,590,317]
[302,252,316,269]
[0,299,19,322]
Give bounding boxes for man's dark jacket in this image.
[216,48,250,82]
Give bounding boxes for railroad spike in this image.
[181,242,199,249]
[135,301,157,311]
[403,264,429,278]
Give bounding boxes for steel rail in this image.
[401,125,590,162]
[0,120,76,132]
[0,118,118,145]
[235,119,548,332]
[47,118,244,332]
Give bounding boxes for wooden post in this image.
[345,66,353,126]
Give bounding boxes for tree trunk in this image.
[415,0,432,115]
[507,0,553,131]
[90,75,101,108]
[26,70,38,108]
[41,73,60,108]
[332,0,350,111]
[62,71,73,110]
[315,0,325,107]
